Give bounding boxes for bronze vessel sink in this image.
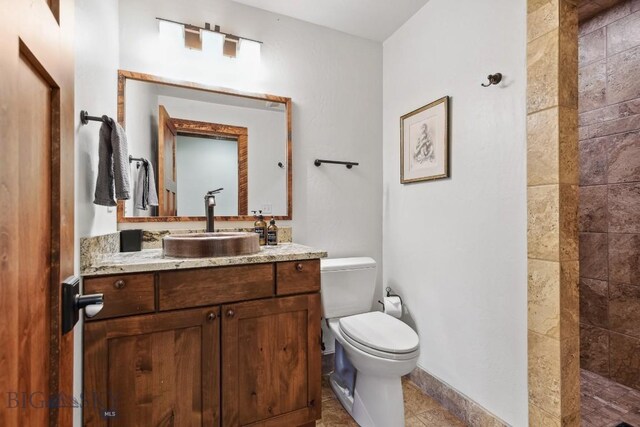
[163,232,260,258]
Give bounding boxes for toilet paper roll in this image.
[383,296,403,318]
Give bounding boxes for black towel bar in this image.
[80,110,108,125]
[129,155,145,163]
[129,155,146,169]
[314,159,359,169]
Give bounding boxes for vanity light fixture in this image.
[158,19,184,46]
[223,34,239,58]
[184,26,203,51]
[156,17,262,60]
[238,38,261,64]
[202,29,225,59]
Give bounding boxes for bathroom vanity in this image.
[77,67,325,425]
[81,241,326,427]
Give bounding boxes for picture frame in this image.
[400,96,450,184]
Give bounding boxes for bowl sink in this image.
[162,232,260,258]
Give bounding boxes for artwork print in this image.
[400,96,449,183]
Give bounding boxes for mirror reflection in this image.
[176,134,239,216]
[122,74,289,220]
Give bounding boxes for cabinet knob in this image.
[296,263,304,272]
[207,312,216,322]
[226,309,235,318]
[113,280,126,290]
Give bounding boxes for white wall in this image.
[118,0,383,268]
[75,3,120,240]
[382,0,528,425]
[74,0,120,425]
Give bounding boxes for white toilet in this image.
[321,257,420,427]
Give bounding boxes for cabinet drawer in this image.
[158,264,275,311]
[83,273,155,320]
[276,260,320,295]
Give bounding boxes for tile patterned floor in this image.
[582,369,640,427]
[317,375,464,426]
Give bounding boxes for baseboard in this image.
[406,367,510,427]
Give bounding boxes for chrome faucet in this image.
[204,188,223,232]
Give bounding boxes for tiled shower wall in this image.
[578,0,628,21]
[578,0,640,390]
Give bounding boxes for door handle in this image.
[61,276,105,334]
[78,294,104,318]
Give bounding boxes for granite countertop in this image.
[81,243,328,277]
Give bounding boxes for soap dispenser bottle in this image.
[267,217,278,246]
[253,210,267,245]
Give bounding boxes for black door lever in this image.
[61,276,104,334]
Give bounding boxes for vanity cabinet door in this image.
[221,294,322,427]
[84,307,220,426]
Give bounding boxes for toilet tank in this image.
[320,257,377,319]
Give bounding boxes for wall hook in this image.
[481,73,503,87]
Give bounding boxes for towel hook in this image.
[481,73,503,87]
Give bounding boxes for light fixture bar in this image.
[156,17,263,45]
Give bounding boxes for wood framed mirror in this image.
[116,70,292,223]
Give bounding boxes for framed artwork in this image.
[400,96,449,184]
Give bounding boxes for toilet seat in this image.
[338,311,419,361]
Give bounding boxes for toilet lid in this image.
[339,311,419,355]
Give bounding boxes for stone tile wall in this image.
[578,0,631,21]
[527,0,580,425]
[578,0,640,391]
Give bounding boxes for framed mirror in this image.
[116,70,292,223]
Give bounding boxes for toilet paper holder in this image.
[378,286,403,310]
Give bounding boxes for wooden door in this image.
[83,307,220,426]
[158,105,178,216]
[221,294,321,427]
[0,1,75,426]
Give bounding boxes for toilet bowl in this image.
[321,258,420,427]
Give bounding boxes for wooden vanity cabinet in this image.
[83,307,220,426]
[83,260,321,427]
[221,294,321,427]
